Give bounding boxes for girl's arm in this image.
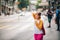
[32,13,36,19]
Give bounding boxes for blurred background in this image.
[0,0,60,40]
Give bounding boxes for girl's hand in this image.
[32,13,36,19]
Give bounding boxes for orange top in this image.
[32,13,43,30]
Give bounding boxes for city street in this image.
[0,11,60,40]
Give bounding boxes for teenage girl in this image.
[32,12,45,40]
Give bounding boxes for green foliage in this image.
[18,0,30,9]
[37,0,41,4]
[36,0,42,9]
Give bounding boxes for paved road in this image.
[0,11,60,40]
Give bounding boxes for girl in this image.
[32,12,45,40]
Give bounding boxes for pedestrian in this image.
[7,8,11,15]
[47,8,53,28]
[0,7,2,16]
[55,6,60,31]
[32,12,45,40]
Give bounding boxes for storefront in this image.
[0,0,16,15]
[39,2,49,8]
[48,0,60,9]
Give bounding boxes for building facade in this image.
[48,0,60,8]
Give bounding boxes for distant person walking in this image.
[32,12,45,40]
[47,8,53,28]
[55,7,60,31]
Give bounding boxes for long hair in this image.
[38,13,41,19]
[38,13,41,16]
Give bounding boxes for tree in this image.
[36,0,42,9]
[18,0,29,10]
